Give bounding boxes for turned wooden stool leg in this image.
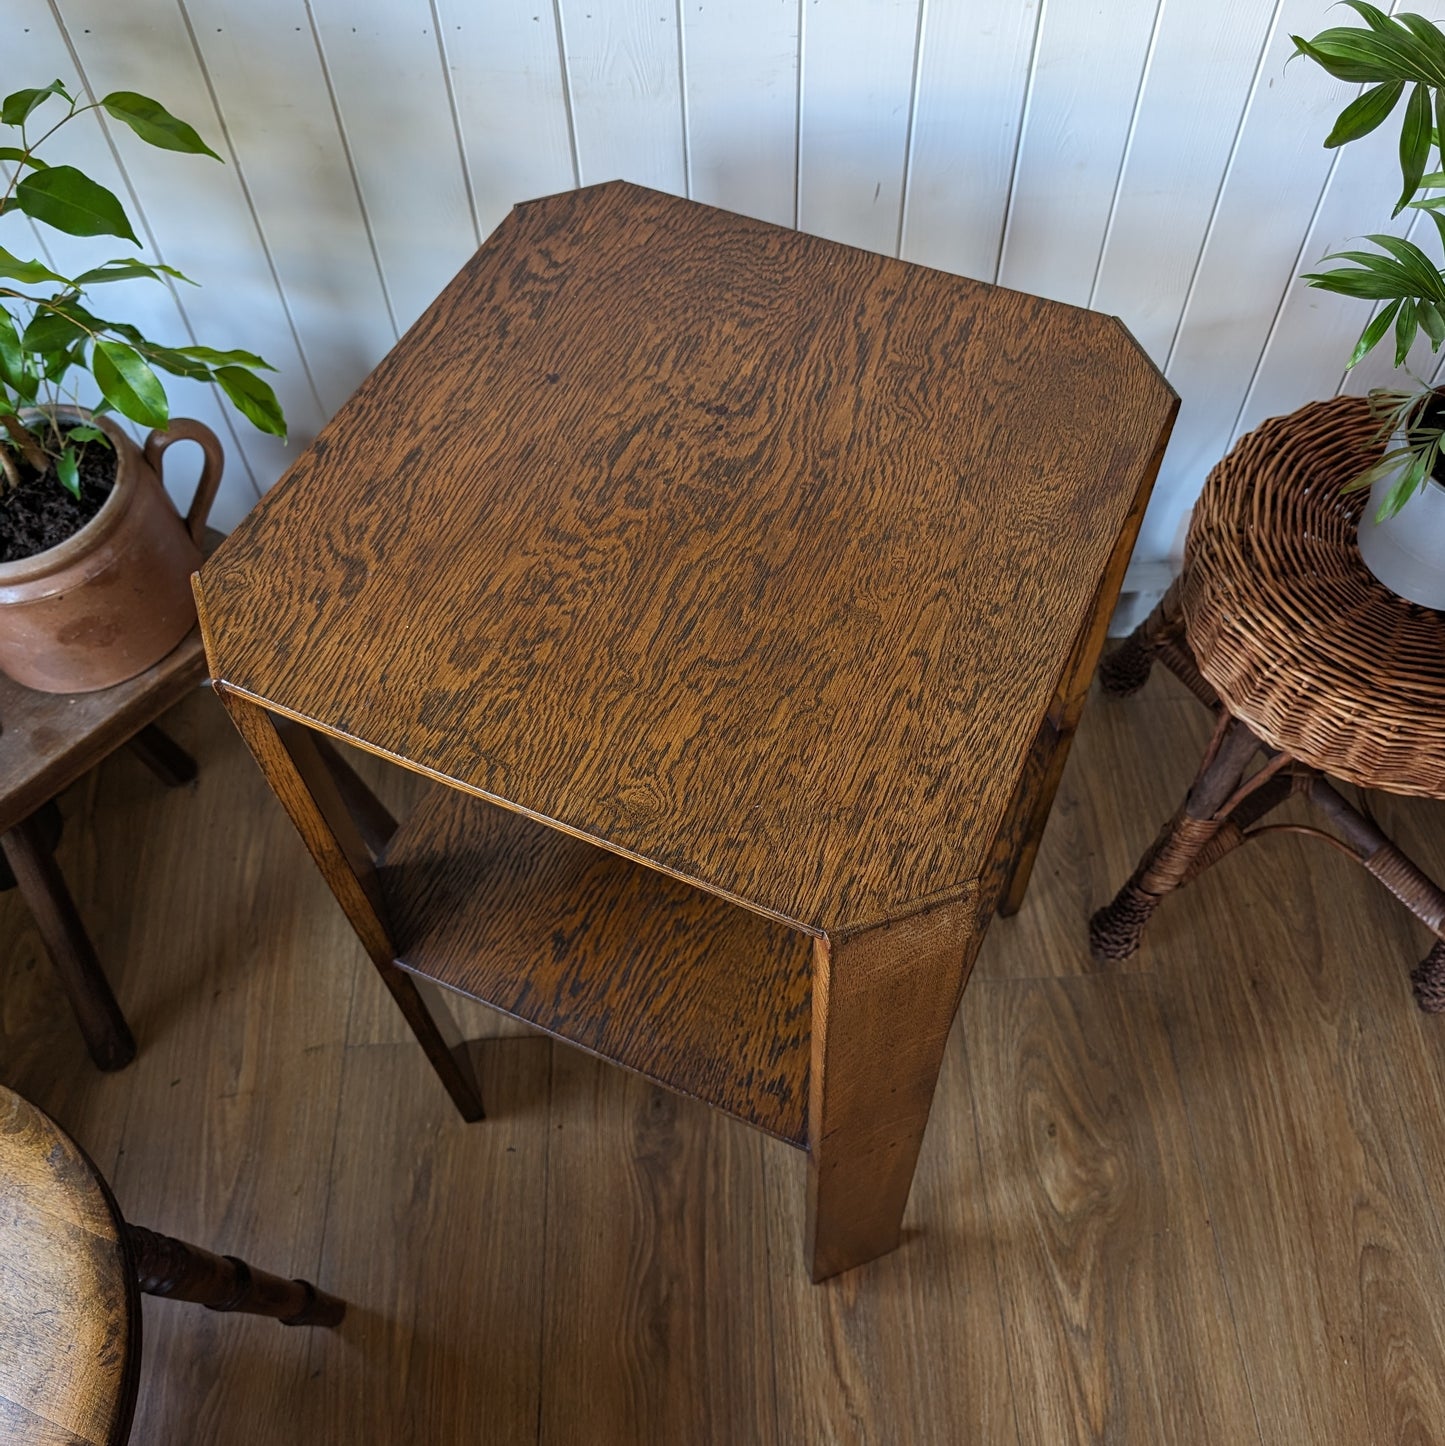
[128,1224,345,1327]
[0,813,135,1071]
[126,724,197,788]
[1090,716,1266,961]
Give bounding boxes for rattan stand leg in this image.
[1090,715,1270,961]
[1098,578,1221,710]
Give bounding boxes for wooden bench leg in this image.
[806,895,980,1280]
[128,1224,344,1326]
[126,724,197,788]
[1,815,136,1071]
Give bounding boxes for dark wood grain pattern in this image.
[0,1086,137,1446]
[381,780,812,1143]
[196,180,1177,935]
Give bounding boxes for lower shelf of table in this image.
[378,782,814,1146]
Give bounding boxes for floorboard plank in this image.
[963,973,1258,1446]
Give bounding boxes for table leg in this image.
[216,689,484,1122]
[995,436,1166,919]
[1,814,136,1071]
[806,893,980,1280]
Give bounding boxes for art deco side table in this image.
[195,182,1176,1279]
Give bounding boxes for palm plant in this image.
[1295,1,1445,516]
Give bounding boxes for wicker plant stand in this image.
[1092,395,1445,1011]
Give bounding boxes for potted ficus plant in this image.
[0,78,285,692]
[1294,1,1445,607]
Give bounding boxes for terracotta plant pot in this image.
[0,408,223,693]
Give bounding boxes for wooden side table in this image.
[195,182,1177,1279]
[1092,396,1445,1008]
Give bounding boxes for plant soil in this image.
[0,438,115,565]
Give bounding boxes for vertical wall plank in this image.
[51,0,332,480]
[797,0,921,254]
[558,0,688,195]
[1090,0,1279,365]
[901,0,1040,281]
[307,0,478,334]
[434,0,577,241]
[1137,0,1355,561]
[683,0,799,227]
[181,0,397,414]
[997,0,1159,305]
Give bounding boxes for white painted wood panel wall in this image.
[11,0,1443,592]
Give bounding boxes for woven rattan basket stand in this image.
[1092,395,1445,1010]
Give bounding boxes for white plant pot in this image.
[1357,460,1445,610]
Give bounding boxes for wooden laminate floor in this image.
[4,667,1445,1444]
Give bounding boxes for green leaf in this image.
[91,338,168,428]
[1324,79,1404,146]
[21,304,92,351]
[100,92,221,161]
[14,166,138,245]
[70,258,194,286]
[0,310,22,387]
[1380,446,1434,518]
[55,445,80,498]
[43,340,84,383]
[1349,298,1402,367]
[1340,0,1394,35]
[1397,82,1432,214]
[176,344,273,370]
[1418,297,1445,348]
[138,345,212,380]
[1398,13,1445,69]
[1419,170,1445,187]
[63,424,106,443]
[0,146,46,169]
[0,246,69,286]
[215,365,286,438]
[1363,232,1445,297]
[1395,295,1419,365]
[1,81,71,128]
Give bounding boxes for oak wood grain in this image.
[299,1036,551,1443]
[536,1046,779,1446]
[766,1021,1020,1446]
[807,895,980,1279]
[196,180,1176,935]
[0,1087,137,1446]
[1156,829,1445,1445]
[963,975,1259,1445]
[381,778,813,1143]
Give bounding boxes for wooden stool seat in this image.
[1093,396,1445,1008]
[0,1085,342,1446]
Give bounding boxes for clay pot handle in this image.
[143,419,225,547]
